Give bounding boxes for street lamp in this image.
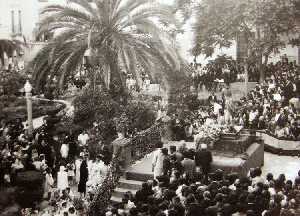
[24,80,33,136]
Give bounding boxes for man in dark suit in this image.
[194,143,213,183]
[181,151,196,181]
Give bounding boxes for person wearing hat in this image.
[194,143,212,183]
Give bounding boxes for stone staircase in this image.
[110,142,192,203]
[111,177,147,203]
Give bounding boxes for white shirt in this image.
[78,133,89,146]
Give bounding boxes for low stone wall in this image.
[255,131,300,156]
[211,142,264,177]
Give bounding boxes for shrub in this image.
[0,99,65,121]
[73,87,156,155]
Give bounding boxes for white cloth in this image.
[75,159,82,183]
[213,103,222,115]
[152,149,164,179]
[224,110,233,125]
[57,166,68,191]
[78,133,89,146]
[44,173,54,193]
[60,144,69,159]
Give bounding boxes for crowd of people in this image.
[0,116,112,215]
[190,58,262,91]
[185,58,300,141]
[105,142,300,216]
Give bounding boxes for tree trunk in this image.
[107,49,122,89]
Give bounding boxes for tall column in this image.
[18,10,22,35]
[26,92,33,135]
[24,80,33,136]
[11,10,15,35]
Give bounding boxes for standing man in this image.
[195,143,213,183]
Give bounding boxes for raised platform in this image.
[125,139,264,181]
[214,133,255,155]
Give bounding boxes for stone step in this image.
[125,171,153,182]
[112,187,138,198]
[118,178,143,190]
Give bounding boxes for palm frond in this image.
[30,0,186,93]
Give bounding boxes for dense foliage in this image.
[0,69,26,96]
[73,87,156,145]
[192,0,299,58]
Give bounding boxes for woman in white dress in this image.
[57,166,68,192]
[152,148,166,179]
[75,156,82,183]
[60,143,69,159]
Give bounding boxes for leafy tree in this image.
[29,0,184,93]
[192,0,299,82]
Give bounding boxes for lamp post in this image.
[24,80,33,136]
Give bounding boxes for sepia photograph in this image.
[0,0,299,215]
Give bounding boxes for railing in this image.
[112,122,162,169]
[130,123,162,161]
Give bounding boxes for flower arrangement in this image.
[194,123,227,145]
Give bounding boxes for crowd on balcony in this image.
[105,142,300,216]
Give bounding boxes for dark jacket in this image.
[194,149,213,173]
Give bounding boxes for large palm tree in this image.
[0,39,23,67]
[29,0,184,93]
